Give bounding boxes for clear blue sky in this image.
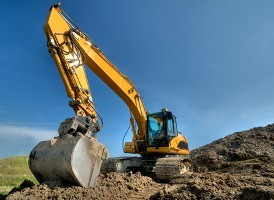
[1,1,274,158]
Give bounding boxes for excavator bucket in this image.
[29,133,108,187]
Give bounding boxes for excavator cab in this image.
[147,109,178,147]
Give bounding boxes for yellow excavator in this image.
[29,3,191,187]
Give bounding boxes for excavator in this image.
[29,3,191,187]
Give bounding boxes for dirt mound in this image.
[151,172,274,200]
[191,124,274,159]
[6,172,163,200]
[5,123,274,200]
[191,123,274,175]
[151,123,274,199]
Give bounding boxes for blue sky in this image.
[1,1,274,158]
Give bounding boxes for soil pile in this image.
[191,124,274,171]
[153,123,274,199]
[151,171,274,200]
[191,123,274,176]
[5,123,274,200]
[6,172,163,200]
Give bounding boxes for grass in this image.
[0,156,38,195]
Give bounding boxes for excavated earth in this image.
[4,123,274,200]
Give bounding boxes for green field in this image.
[0,156,38,195]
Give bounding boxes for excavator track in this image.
[101,157,141,174]
[155,156,192,181]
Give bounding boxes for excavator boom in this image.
[29,3,147,187]
[29,4,110,187]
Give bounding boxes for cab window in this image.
[167,115,178,140]
[147,114,166,146]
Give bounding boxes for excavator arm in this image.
[29,3,147,187]
[45,4,147,142]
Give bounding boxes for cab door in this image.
[147,113,167,147]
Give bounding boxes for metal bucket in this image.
[29,133,108,187]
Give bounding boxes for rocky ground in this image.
[4,124,274,200]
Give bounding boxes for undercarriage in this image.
[101,155,192,182]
